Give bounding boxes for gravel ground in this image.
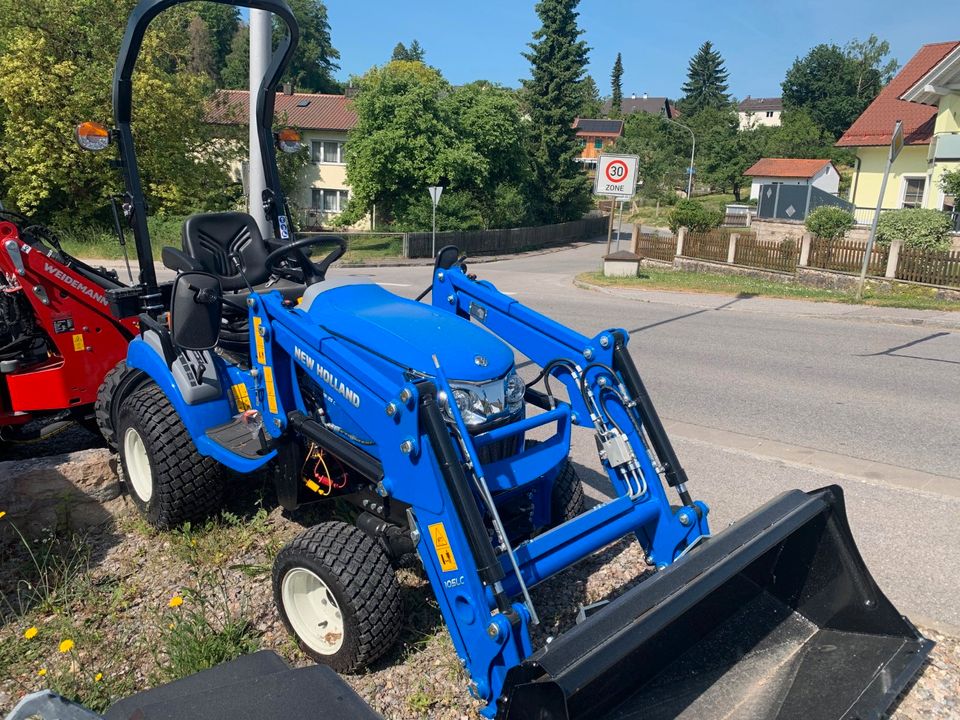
[1,474,958,719]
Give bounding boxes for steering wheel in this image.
[264,235,347,285]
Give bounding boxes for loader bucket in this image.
[499,486,932,720]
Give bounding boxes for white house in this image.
[738,97,783,130]
[207,90,358,227]
[744,158,841,201]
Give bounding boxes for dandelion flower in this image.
[168,595,184,608]
[0,511,6,519]
[37,668,47,677]
[24,626,38,640]
[59,639,74,653]
[168,622,175,630]
[94,673,103,682]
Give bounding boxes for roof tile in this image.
[836,41,960,148]
[206,90,357,131]
[745,158,834,178]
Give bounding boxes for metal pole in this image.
[615,199,625,252]
[856,157,893,301]
[249,9,272,238]
[432,201,437,259]
[605,200,615,255]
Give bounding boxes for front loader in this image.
[95,0,932,718]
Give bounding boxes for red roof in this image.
[836,41,960,148]
[206,90,357,131]
[744,158,834,178]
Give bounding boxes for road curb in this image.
[573,277,960,332]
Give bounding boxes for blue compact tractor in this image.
[91,1,932,718]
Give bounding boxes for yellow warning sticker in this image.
[72,334,84,352]
[231,383,252,412]
[253,317,266,365]
[262,366,278,414]
[428,522,458,572]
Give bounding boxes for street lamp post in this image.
[663,116,696,199]
[427,186,444,258]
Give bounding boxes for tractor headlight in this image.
[446,369,524,428]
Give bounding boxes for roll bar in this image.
[112,0,300,310]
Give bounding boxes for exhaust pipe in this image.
[499,486,932,720]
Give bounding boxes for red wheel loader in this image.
[0,207,139,446]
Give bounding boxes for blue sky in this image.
[323,0,947,99]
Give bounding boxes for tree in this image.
[186,15,216,82]
[687,107,757,201]
[521,0,592,223]
[615,111,686,201]
[222,0,341,93]
[782,38,896,139]
[678,41,730,115]
[766,110,829,158]
[0,0,236,222]
[576,75,602,118]
[390,40,426,63]
[939,168,960,201]
[195,4,240,85]
[342,64,531,230]
[610,52,623,115]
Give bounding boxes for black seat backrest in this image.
[182,212,270,292]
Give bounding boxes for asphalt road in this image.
[113,239,960,627]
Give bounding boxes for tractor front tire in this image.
[273,521,402,673]
[116,383,224,529]
[550,458,586,527]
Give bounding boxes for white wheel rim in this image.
[282,567,345,655]
[123,426,153,503]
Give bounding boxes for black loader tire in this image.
[526,439,586,527]
[116,382,224,529]
[550,457,586,527]
[273,521,402,673]
[95,360,129,449]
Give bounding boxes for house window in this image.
[311,188,349,213]
[311,140,344,164]
[594,139,603,149]
[766,111,774,118]
[901,177,926,208]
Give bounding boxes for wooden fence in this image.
[808,237,888,276]
[733,236,799,272]
[405,216,608,258]
[896,247,960,287]
[682,230,730,263]
[634,233,676,262]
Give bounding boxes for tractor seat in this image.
[181,211,304,304]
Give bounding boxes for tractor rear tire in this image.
[95,360,129,450]
[116,382,224,529]
[550,458,586,527]
[273,521,402,674]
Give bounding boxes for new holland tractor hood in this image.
[303,284,515,381]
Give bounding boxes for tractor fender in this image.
[125,337,269,473]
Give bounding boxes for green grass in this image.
[580,270,960,312]
[55,219,403,263]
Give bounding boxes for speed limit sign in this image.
[594,153,639,199]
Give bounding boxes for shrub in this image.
[804,206,855,240]
[667,199,722,234]
[876,208,952,250]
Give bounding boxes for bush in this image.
[876,208,953,250]
[667,199,722,234]
[804,206,855,240]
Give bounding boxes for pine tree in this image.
[679,41,730,115]
[521,0,592,223]
[391,40,425,63]
[186,15,216,82]
[610,52,623,115]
